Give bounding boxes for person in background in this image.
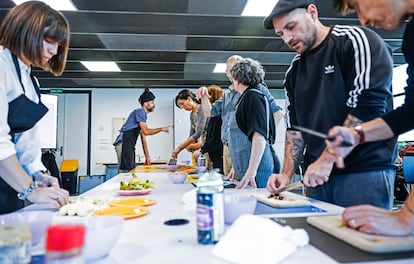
[0,1,70,213]
[114,88,171,173]
[172,89,207,160]
[229,58,277,188]
[324,0,414,236]
[197,55,283,181]
[194,85,224,174]
[264,0,397,209]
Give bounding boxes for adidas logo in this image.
[324,65,335,74]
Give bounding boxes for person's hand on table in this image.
[266,173,291,193]
[36,173,59,187]
[303,149,335,187]
[27,185,69,208]
[236,169,257,189]
[224,167,237,181]
[342,204,414,236]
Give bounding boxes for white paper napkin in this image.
[212,214,309,264]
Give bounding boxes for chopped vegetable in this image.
[120,174,155,190]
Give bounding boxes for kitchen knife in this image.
[272,180,303,195]
[167,158,177,165]
[292,125,353,147]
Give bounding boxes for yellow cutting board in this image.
[307,215,414,253]
[252,193,311,208]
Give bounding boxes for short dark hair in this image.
[230,58,263,87]
[175,89,199,108]
[332,0,355,15]
[0,1,70,76]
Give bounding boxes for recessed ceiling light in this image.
[241,0,279,17]
[81,61,121,72]
[12,0,77,11]
[213,63,227,73]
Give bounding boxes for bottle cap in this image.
[46,224,85,251]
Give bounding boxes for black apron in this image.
[119,127,141,171]
[0,53,48,214]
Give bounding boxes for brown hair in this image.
[207,85,223,104]
[0,1,70,76]
[332,0,355,15]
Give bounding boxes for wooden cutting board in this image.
[252,193,311,208]
[307,215,414,253]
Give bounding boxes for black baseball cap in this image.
[263,0,315,30]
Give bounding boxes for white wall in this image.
[57,88,287,175]
[91,89,178,174]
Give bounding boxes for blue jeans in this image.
[307,169,395,209]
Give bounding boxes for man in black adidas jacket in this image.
[264,0,397,209]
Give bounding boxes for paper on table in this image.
[212,214,309,264]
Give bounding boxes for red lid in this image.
[46,224,85,251]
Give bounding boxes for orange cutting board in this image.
[252,193,311,208]
[307,215,414,253]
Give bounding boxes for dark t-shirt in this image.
[235,87,275,144]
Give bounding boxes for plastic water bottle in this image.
[197,154,206,167]
[196,170,224,244]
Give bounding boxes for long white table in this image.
[27,171,414,264]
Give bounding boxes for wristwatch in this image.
[17,182,38,200]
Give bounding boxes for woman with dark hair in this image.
[0,1,71,213]
[172,89,208,159]
[230,58,277,188]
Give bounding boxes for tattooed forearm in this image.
[281,130,305,176]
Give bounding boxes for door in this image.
[56,93,90,176]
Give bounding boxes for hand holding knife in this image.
[292,125,353,147]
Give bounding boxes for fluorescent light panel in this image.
[12,0,77,10]
[81,61,121,72]
[241,0,279,17]
[213,63,227,73]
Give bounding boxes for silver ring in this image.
[349,219,359,229]
[54,195,60,201]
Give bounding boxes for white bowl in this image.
[196,166,207,174]
[0,210,53,245]
[223,193,257,225]
[168,172,187,184]
[83,216,124,261]
[166,164,177,172]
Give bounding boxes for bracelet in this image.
[32,170,47,180]
[17,182,38,200]
[353,125,365,144]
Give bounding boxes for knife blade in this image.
[167,158,177,165]
[292,125,353,147]
[272,180,303,195]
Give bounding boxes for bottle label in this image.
[196,192,224,244]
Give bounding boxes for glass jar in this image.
[0,224,32,263]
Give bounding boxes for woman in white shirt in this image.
[0,1,70,213]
